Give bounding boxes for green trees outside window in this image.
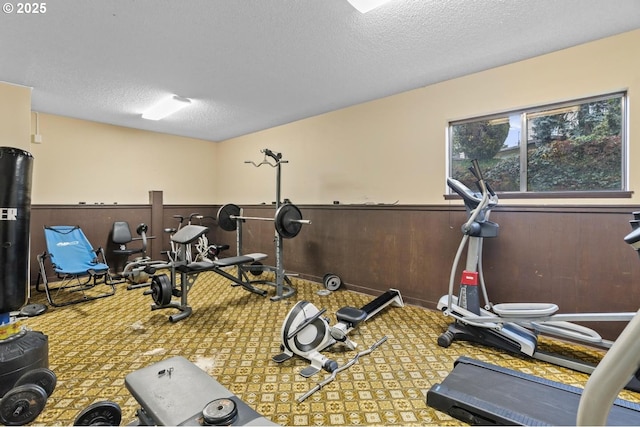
[450,93,625,194]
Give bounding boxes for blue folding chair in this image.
[36,225,116,306]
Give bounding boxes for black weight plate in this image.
[74,400,122,426]
[0,384,48,426]
[202,398,237,425]
[149,279,161,305]
[217,204,241,232]
[150,274,172,306]
[14,367,57,397]
[249,261,263,276]
[275,204,302,239]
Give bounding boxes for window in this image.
[449,92,626,195]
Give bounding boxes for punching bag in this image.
[0,147,33,314]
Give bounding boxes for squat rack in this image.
[240,148,297,301]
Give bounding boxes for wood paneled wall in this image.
[28,199,640,341]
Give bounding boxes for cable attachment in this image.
[244,148,287,167]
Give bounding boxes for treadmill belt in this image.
[426,356,640,425]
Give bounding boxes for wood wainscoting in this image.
[28,196,640,341]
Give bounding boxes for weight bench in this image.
[146,224,268,322]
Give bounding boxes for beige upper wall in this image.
[16,29,640,206]
[28,114,219,204]
[216,29,640,206]
[0,82,31,151]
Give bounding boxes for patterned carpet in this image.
[11,268,640,426]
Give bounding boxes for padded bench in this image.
[150,225,269,322]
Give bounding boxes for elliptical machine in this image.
[273,289,404,377]
[438,159,637,387]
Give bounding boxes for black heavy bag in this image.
[0,147,34,314]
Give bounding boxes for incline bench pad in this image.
[171,225,209,245]
[214,253,267,267]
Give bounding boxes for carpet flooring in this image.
[13,268,640,426]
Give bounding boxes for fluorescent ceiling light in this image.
[142,95,191,120]
[347,0,394,13]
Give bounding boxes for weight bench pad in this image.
[177,253,268,273]
[213,253,267,267]
[171,225,209,245]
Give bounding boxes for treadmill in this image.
[426,222,640,426]
[427,356,640,425]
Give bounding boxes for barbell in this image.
[217,203,311,239]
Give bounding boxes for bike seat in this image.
[336,306,367,326]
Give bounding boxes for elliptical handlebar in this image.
[448,160,498,233]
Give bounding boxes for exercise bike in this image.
[110,221,168,289]
[273,289,404,377]
[437,159,638,388]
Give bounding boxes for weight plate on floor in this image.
[323,274,342,291]
[0,384,48,426]
[150,274,172,306]
[74,400,122,426]
[202,398,237,425]
[14,367,57,397]
[19,303,47,317]
[275,203,303,239]
[217,204,241,232]
[248,261,263,276]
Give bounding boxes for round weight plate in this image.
[74,400,122,426]
[323,274,342,291]
[0,384,48,426]
[14,367,57,397]
[19,303,47,317]
[202,398,237,426]
[150,274,172,306]
[275,204,303,239]
[248,261,263,276]
[217,204,241,232]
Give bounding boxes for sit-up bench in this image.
[146,224,268,322]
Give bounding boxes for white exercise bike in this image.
[273,289,404,377]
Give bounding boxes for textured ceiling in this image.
[1,0,639,142]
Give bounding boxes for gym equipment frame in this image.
[144,224,268,322]
[110,221,167,290]
[217,202,310,301]
[273,289,403,377]
[437,159,637,388]
[218,148,310,301]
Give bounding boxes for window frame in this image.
[447,92,629,199]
